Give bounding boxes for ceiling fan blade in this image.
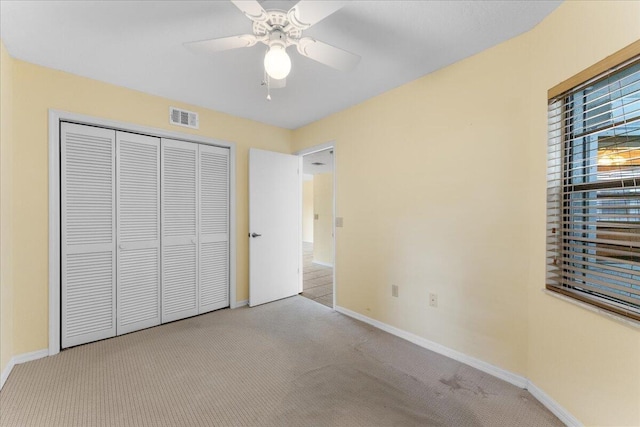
[184,35,257,55]
[231,0,268,23]
[287,0,345,30]
[288,1,344,29]
[296,38,360,72]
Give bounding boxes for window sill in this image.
[543,289,640,330]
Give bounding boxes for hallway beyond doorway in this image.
[301,242,333,308]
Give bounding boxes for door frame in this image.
[48,109,237,356]
[294,141,337,308]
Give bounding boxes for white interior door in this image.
[199,144,230,313]
[61,123,116,348]
[249,148,300,307]
[116,131,161,335]
[161,138,199,323]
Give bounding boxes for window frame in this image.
[546,40,640,322]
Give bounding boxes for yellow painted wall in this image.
[7,57,291,357]
[292,2,640,425]
[3,2,640,424]
[302,179,314,242]
[313,172,333,265]
[1,41,15,374]
[524,3,640,426]
[294,27,532,376]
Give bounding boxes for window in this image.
[547,43,640,322]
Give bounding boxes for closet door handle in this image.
[251,233,262,238]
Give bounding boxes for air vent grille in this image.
[169,107,199,129]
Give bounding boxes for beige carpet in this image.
[0,297,562,426]
[301,242,333,308]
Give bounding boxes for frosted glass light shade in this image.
[264,45,291,80]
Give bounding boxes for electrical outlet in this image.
[391,285,399,297]
[429,293,438,307]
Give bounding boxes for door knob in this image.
[251,233,262,238]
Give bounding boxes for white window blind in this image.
[547,55,640,321]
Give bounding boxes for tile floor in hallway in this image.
[301,242,333,308]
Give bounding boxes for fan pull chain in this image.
[267,76,272,101]
[263,67,272,101]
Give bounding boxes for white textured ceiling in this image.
[0,0,561,129]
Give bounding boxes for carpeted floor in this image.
[301,242,333,308]
[0,296,562,426]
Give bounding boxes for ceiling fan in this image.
[184,0,360,97]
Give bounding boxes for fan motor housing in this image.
[253,10,302,42]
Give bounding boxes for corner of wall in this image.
[312,172,333,265]
[0,39,16,377]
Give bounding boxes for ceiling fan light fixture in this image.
[264,44,291,80]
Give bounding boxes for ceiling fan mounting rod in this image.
[252,10,302,46]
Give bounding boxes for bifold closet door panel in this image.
[199,145,230,313]
[116,131,161,335]
[161,138,199,323]
[61,123,116,348]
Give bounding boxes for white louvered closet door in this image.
[161,138,199,323]
[61,123,116,348]
[199,145,230,313]
[116,132,161,335]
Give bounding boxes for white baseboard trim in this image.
[527,380,582,427]
[0,361,12,390]
[334,305,581,426]
[1,349,49,390]
[335,306,527,388]
[232,299,248,308]
[312,260,333,268]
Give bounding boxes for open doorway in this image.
[300,148,334,308]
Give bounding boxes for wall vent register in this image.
[169,106,199,129]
